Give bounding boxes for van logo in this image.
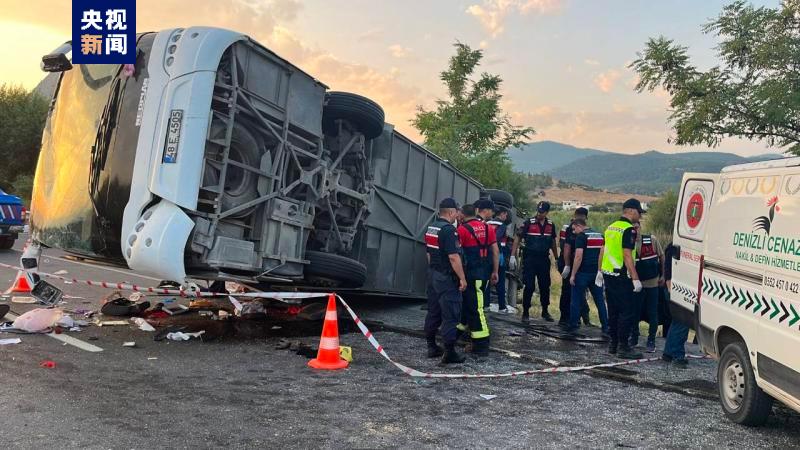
[685,192,704,229]
[753,196,780,235]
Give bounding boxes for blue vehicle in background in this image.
[0,188,25,250]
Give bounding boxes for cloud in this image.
[583,58,600,66]
[9,0,427,139]
[593,69,622,93]
[357,28,384,42]
[466,0,562,38]
[388,44,412,59]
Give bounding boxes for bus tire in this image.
[718,341,774,426]
[304,250,367,288]
[323,92,385,140]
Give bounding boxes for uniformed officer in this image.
[486,206,516,314]
[423,198,467,364]
[629,222,664,353]
[511,201,558,322]
[567,218,609,334]
[558,207,591,327]
[599,198,645,359]
[457,201,499,357]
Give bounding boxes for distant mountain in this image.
[550,150,781,195]
[507,141,610,174]
[507,141,784,195]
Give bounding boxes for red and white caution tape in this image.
[0,261,329,300]
[0,260,706,378]
[335,295,707,379]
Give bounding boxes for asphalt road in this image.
[2,236,799,449]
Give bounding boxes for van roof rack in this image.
[721,156,800,173]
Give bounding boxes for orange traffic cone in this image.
[308,294,349,370]
[4,271,34,294]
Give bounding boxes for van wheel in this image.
[304,251,367,288]
[0,237,14,250]
[323,92,385,140]
[717,341,773,426]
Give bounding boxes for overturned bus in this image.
[33,27,507,299]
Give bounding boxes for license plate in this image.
[162,109,183,163]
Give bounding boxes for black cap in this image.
[495,205,509,214]
[623,198,646,213]
[439,197,460,209]
[474,198,495,211]
[575,207,589,217]
[537,201,551,213]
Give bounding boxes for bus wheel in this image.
[718,341,773,426]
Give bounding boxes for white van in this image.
[671,157,800,425]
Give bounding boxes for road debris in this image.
[13,308,63,332]
[166,330,205,341]
[39,360,56,369]
[96,320,129,327]
[479,394,497,400]
[123,341,136,347]
[11,296,35,304]
[0,338,21,345]
[132,317,156,332]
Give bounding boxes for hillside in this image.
[507,141,609,173]
[509,141,784,195]
[551,150,779,195]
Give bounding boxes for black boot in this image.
[617,346,644,360]
[608,342,618,355]
[471,337,490,358]
[441,344,466,364]
[542,309,554,322]
[426,336,443,358]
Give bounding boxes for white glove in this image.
[561,266,571,279]
[509,256,517,271]
[594,272,604,288]
[633,279,643,293]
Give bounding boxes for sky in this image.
[0,0,784,157]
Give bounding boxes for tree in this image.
[413,42,535,209]
[0,84,49,201]
[630,1,800,155]
[644,190,678,246]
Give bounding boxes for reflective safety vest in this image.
[425,217,458,275]
[460,218,491,280]
[635,234,660,281]
[522,218,555,256]
[601,220,636,276]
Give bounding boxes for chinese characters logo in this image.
[72,0,136,64]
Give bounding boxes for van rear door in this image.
[755,170,800,407]
[671,175,717,331]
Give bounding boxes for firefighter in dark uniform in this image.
[423,198,467,364]
[557,207,591,327]
[511,201,558,322]
[456,201,499,357]
[599,198,646,359]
